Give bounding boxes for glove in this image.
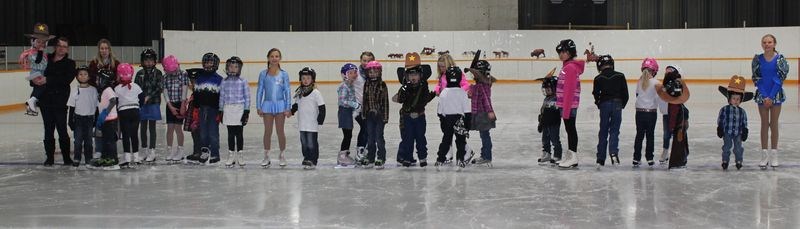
[241,110,250,126]
[742,128,748,142]
[96,110,109,128]
[537,114,543,133]
[217,111,223,123]
[291,103,299,115]
[716,126,723,138]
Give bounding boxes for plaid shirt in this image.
[219,76,251,110]
[717,105,747,136]
[134,68,164,104]
[361,80,389,123]
[337,82,359,108]
[163,71,189,103]
[470,83,494,113]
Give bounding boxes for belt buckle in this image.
[409,113,420,119]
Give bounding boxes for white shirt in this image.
[297,89,325,132]
[67,86,99,116]
[437,88,471,115]
[99,87,118,121]
[635,78,660,110]
[114,83,143,111]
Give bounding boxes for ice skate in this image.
[558,150,578,169]
[237,151,246,167]
[658,148,670,164]
[537,151,552,165]
[770,149,779,168]
[471,157,492,168]
[225,151,236,167]
[278,151,287,168]
[758,149,769,170]
[302,160,315,170]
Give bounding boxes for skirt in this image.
[470,111,496,131]
[259,100,290,114]
[223,104,245,126]
[139,103,162,121]
[338,106,355,129]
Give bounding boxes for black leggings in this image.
[227,125,244,151]
[140,120,157,149]
[119,109,140,153]
[341,128,353,151]
[563,117,578,152]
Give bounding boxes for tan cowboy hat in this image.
[24,23,56,40]
[718,75,754,102]
[656,79,690,104]
[404,52,421,68]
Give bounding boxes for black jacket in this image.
[592,68,628,108]
[396,82,435,114]
[40,53,76,108]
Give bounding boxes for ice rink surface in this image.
[1,83,799,228]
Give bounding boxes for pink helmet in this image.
[365,60,382,70]
[117,63,134,83]
[162,55,179,73]
[641,57,659,75]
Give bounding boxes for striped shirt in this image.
[717,105,747,136]
[219,76,251,110]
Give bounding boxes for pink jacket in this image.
[556,59,585,119]
[433,73,470,95]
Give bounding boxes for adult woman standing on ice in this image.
[751,34,789,169]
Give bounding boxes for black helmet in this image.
[140,48,158,64]
[663,71,683,97]
[467,60,491,75]
[298,67,316,82]
[97,69,116,89]
[445,66,462,88]
[542,76,558,90]
[225,56,243,76]
[596,55,614,71]
[202,53,220,72]
[556,39,577,58]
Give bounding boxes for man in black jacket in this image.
[592,55,628,167]
[40,37,76,166]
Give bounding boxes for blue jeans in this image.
[662,114,672,150]
[722,135,744,162]
[365,113,386,162]
[398,114,427,162]
[72,115,94,163]
[596,100,622,163]
[634,111,657,161]
[542,123,562,159]
[479,130,492,160]
[300,131,319,165]
[199,106,220,159]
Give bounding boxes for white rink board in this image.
[164,27,799,82]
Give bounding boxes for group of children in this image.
[535,39,755,171]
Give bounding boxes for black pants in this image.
[101,120,119,160]
[140,120,157,149]
[191,129,201,155]
[341,128,352,151]
[227,125,244,151]
[119,109,140,153]
[563,117,578,152]
[40,106,71,163]
[437,115,467,163]
[355,115,367,148]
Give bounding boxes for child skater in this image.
[536,74,562,166]
[393,52,435,167]
[186,53,223,165]
[656,69,691,169]
[19,23,56,116]
[436,66,472,170]
[716,75,753,170]
[359,61,389,169]
[554,39,585,169]
[67,66,99,167]
[466,60,497,167]
[592,55,628,167]
[337,63,360,167]
[91,68,121,170]
[220,57,251,168]
[290,67,326,170]
[135,49,163,163]
[115,63,143,168]
[161,55,189,162]
[633,58,660,168]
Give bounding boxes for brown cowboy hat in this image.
[656,79,690,104]
[718,75,754,102]
[404,52,421,68]
[24,23,56,40]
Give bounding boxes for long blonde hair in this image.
[437,54,456,76]
[92,39,118,70]
[639,68,653,91]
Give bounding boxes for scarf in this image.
[294,83,315,100]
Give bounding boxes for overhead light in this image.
[592,0,606,4]
[550,0,564,4]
